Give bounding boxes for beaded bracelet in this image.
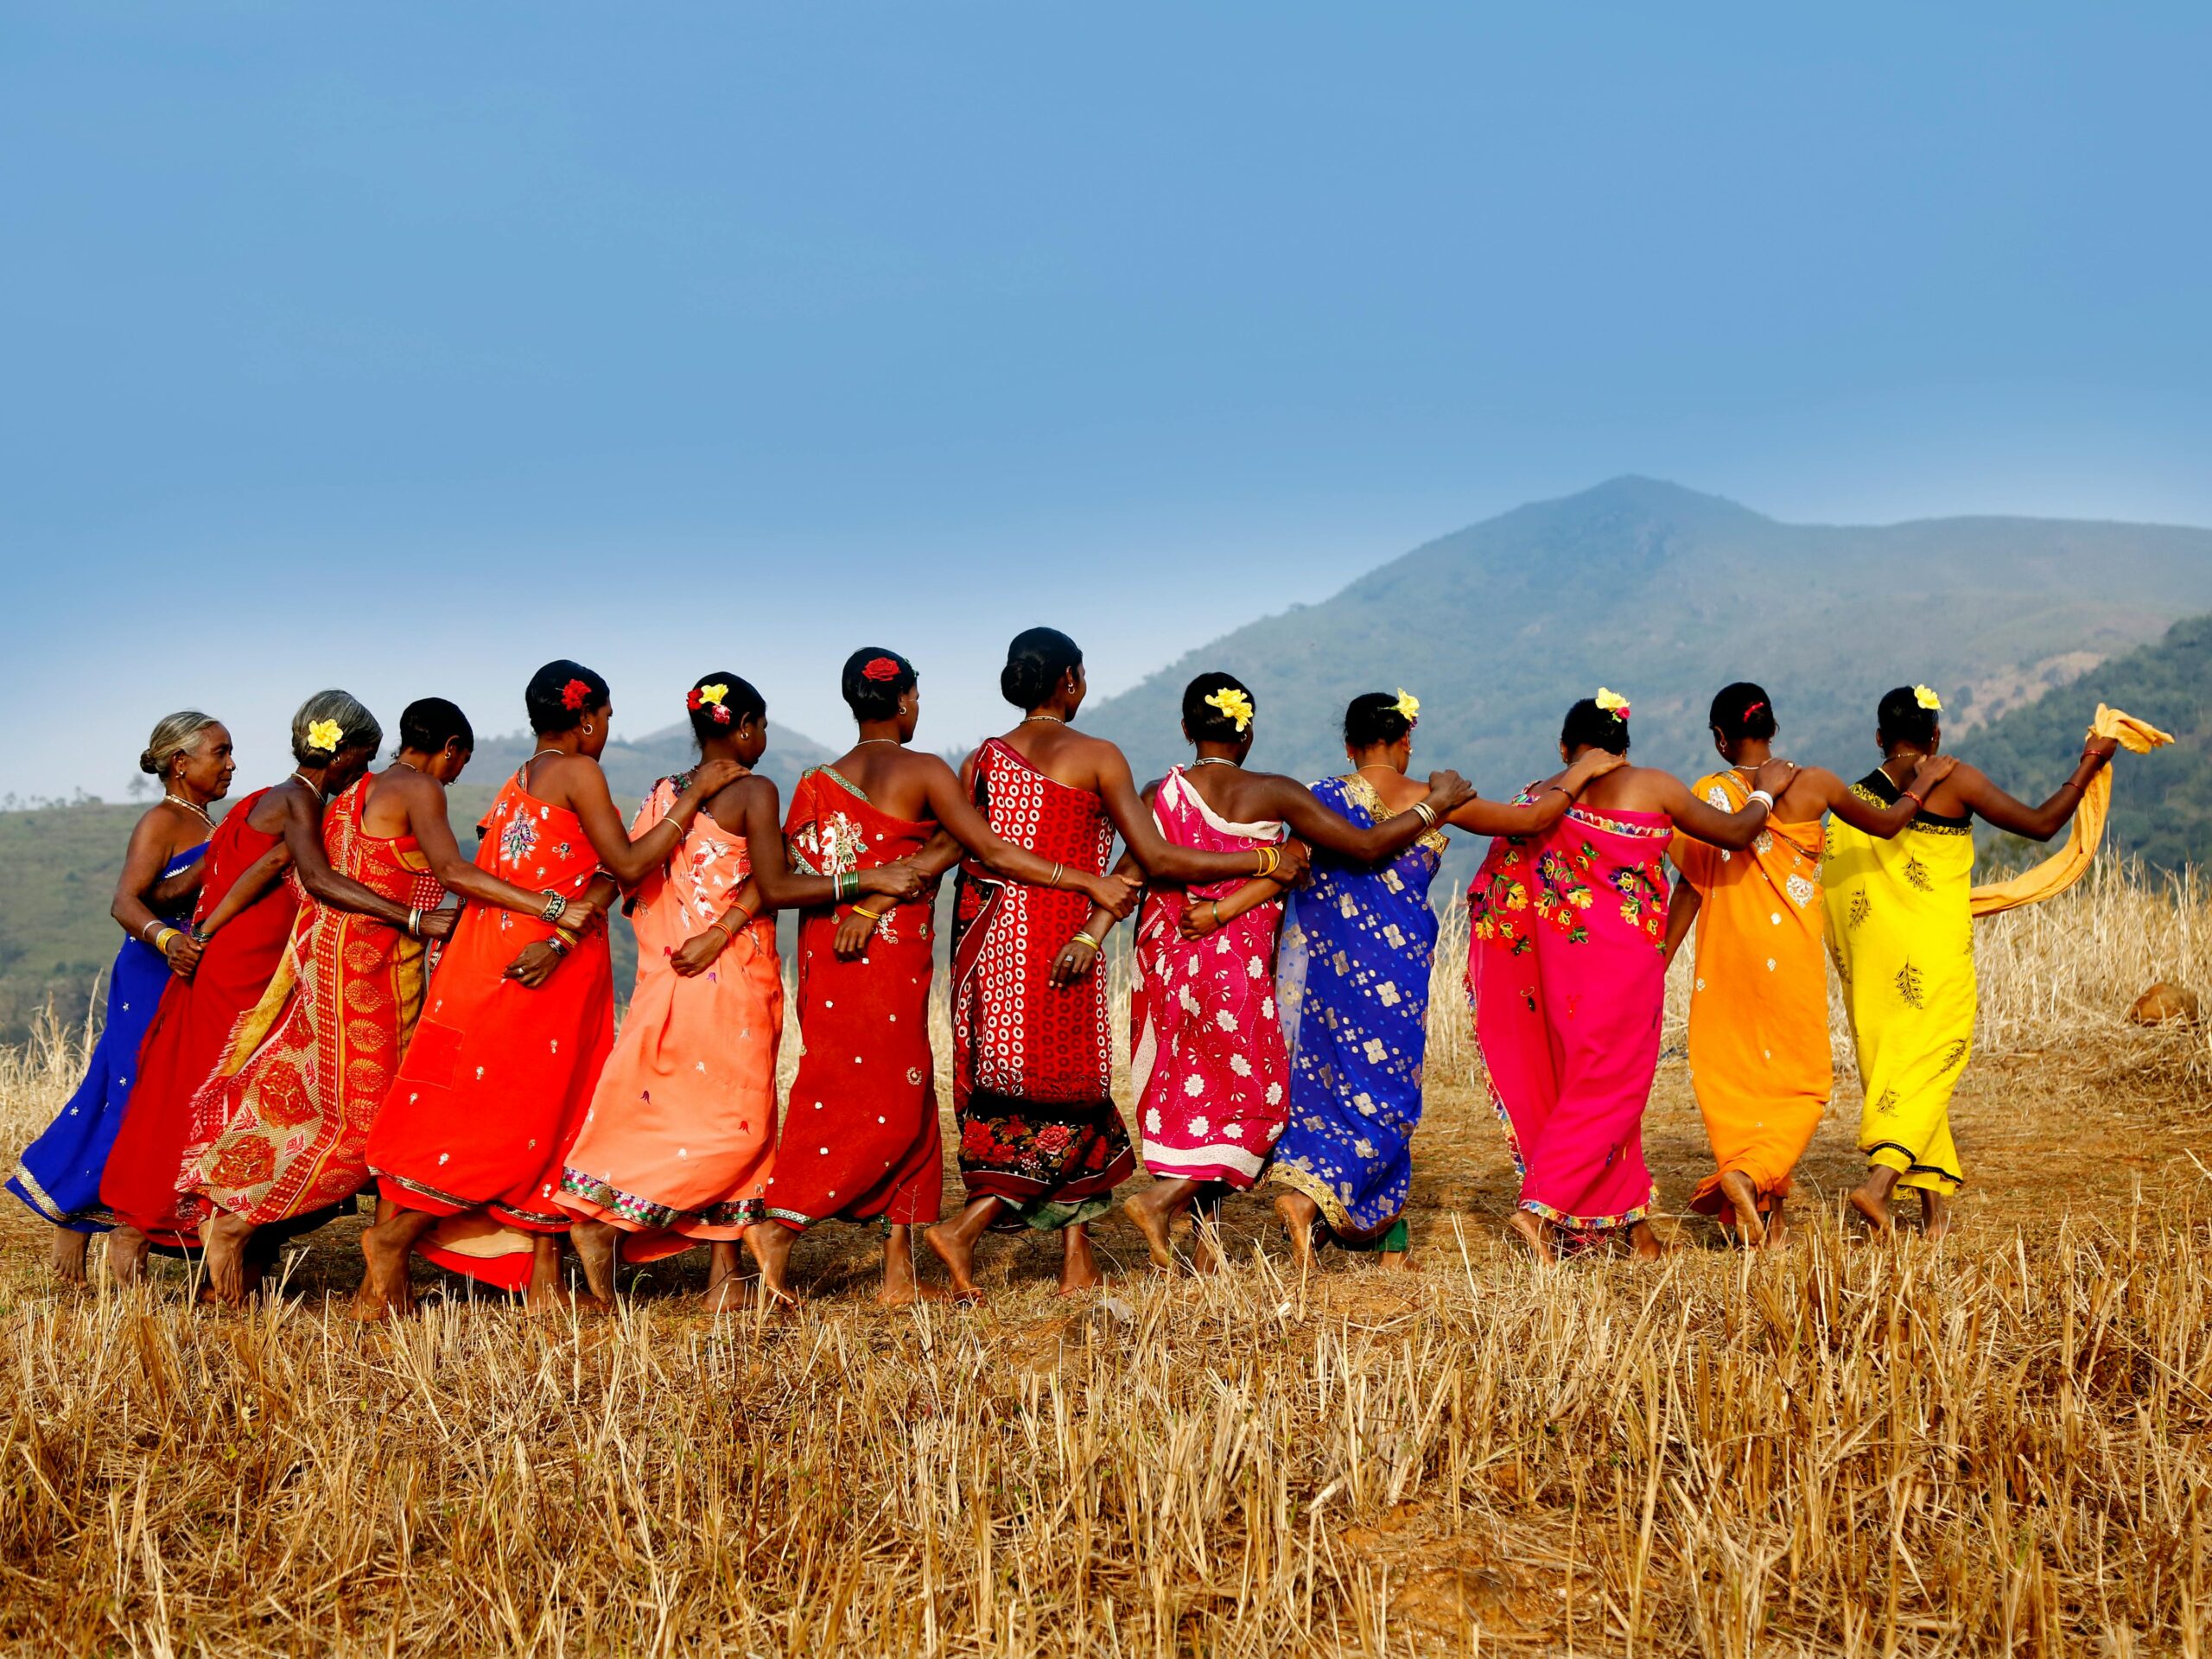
[540,890,568,925]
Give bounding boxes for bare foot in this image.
[524,1235,608,1317]
[923,1222,983,1303]
[49,1226,89,1284]
[1718,1171,1768,1248]
[1508,1208,1556,1264]
[1189,1220,1224,1275]
[878,1224,951,1306]
[745,1221,799,1306]
[351,1218,418,1322]
[1274,1192,1320,1274]
[106,1225,151,1286]
[1057,1225,1104,1295]
[1378,1250,1422,1273]
[703,1242,751,1313]
[1847,1179,1895,1238]
[201,1211,258,1306]
[1123,1188,1179,1272]
[1920,1189,1952,1243]
[569,1217,622,1306]
[1764,1204,1790,1248]
[1628,1220,1669,1262]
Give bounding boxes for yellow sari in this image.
[1821,774,1975,1193]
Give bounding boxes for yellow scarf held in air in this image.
[1967,704,2172,917]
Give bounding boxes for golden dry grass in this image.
[4,868,2212,1654]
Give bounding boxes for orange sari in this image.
[1668,772,1829,1220]
[186,776,442,1227]
[556,777,782,1261]
[368,773,614,1291]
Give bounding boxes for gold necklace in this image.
[164,792,213,830]
[1020,714,1066,726]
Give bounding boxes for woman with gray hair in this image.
[7,709,236,1281]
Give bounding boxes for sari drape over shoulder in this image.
[187,776,442,1227]
[556,777,781,1261]
[1821,772,1976,1195]
[1272,775,1446,1245]
[368,773,614,1291]
[950,739,1133,1231]
[10,841,202,1231]
[1469,797,1669,1235]
[1669,772,1829,1221]
[762,766,941,1231]
[1129,767,1288,1191]
[103,788,298,1249]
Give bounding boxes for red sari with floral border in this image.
[368,772,614,1291]
[102,787,298,1249]
[185,775,442,1226]
[760,766,942,1231]
[950,739,1133,1230]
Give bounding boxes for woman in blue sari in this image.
[9,711,233,1281]
[1187,692,1618,1269]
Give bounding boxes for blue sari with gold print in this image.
[1272,774,1447,1247]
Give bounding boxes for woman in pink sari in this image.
[1074,671,1472,1272]
[1469,693,1792,1261]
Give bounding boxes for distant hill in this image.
[1084,477,2212,798]
[1960,613,2212,872]
[464,719,835,811]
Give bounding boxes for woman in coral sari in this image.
[1823,684,2116,1241]
[1074,672,1471,1274]
[10,711,226,1279]
[1663,683,1954,1247]
[1469,693,1789,1262]
[744,646,1139,1307]
[102,692,380,1275]
[360,663,740,1314]
[922,629,1289,1300]
[186,697,488,1302]
[559,672,921,1310]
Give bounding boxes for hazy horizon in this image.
[7,4,2209,798]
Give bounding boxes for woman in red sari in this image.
[359,662,743,1316]
[925,628,1293,1300]
[744,647,1140,1307]
[1468,693,1792,1262]
[101,691,378,1275]
[185,698,491,1303]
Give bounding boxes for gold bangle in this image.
[1412,801,1439,830]
[1048,861,1065,888]
[851,903,888,922]
[1069,932,1101,953]
[153,927,180,955]
[715,903,758,938]
[1255,845,1279,878]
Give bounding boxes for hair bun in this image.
[138,749,162,776]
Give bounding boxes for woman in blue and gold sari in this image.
[1190,692,1618,1270]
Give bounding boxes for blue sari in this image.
[1273,775,1447,1247]
[8,841,203,1232]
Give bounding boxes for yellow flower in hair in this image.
[1594,687,1631,720]
[306,718,345,753]
[1913,684,1943,713]
[698,683,728,707]
[1205,687,1255,733]
[1392,688,1421,724]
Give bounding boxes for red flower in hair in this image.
[861,657,902,683]
[560,678,593,712]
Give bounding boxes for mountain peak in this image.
[1536,474,1770,527]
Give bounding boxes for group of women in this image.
[6,632,2131,1306]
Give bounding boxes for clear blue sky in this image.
[6,3,2208,797]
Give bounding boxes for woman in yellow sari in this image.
[1822,684,2116,1240]
[1666,683,1952,1246]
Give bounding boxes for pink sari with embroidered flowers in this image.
[1469,796,1670,1235]
[1129,767,1288,1190]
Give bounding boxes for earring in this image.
[582,721,594,736]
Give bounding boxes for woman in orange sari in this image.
[1663,683,1954,1245]
[101,692,375,1275]
[743,647,1138,1307]
[359,662,743,1315]
[558,673,921,1310]
[185,698,490,1303]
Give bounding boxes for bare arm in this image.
[145,858,207,913]
[110,809,204,977]
[397,773,575,920]
[281,789,417,929]
[1662,876,1700,968]
[1051,842,1146,988]
[1092,745,1283,884]
[1952,740,2117,842]
[1445,751,1625,838]
[550,756,747,888]
[1662,760,1795,850]
[1820,755,1961,838]
[1264,769,1473,862]
[917,756,1136,916]
[729,777,925,912]
[192,842,292,938]
[1180,874,1291,939]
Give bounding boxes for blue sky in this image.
[5,3,2208,797]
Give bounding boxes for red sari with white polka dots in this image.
[761,766,942,1232]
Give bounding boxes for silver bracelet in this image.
[1746,788,1776,811]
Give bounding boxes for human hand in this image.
[162,932,203,980]
[688,759,747,798]
[1751,758,1799,798]
[1273,838,1311,887]
[863,861,927,899]
[420,907,460,943]
[1179,899,1224,940]
[1423,770,1475,812]
[671,925,730,978]
[1910,753,1960,788]
[1084,870,1141,919]
[503,941,560,988]
[558,892,603,935]
[2084,734,2120,765]
[1567,749,1627,787]
[1048,933,1105,988]
[834,906,880,961]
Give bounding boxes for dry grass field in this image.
[6,868,2212,1655]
